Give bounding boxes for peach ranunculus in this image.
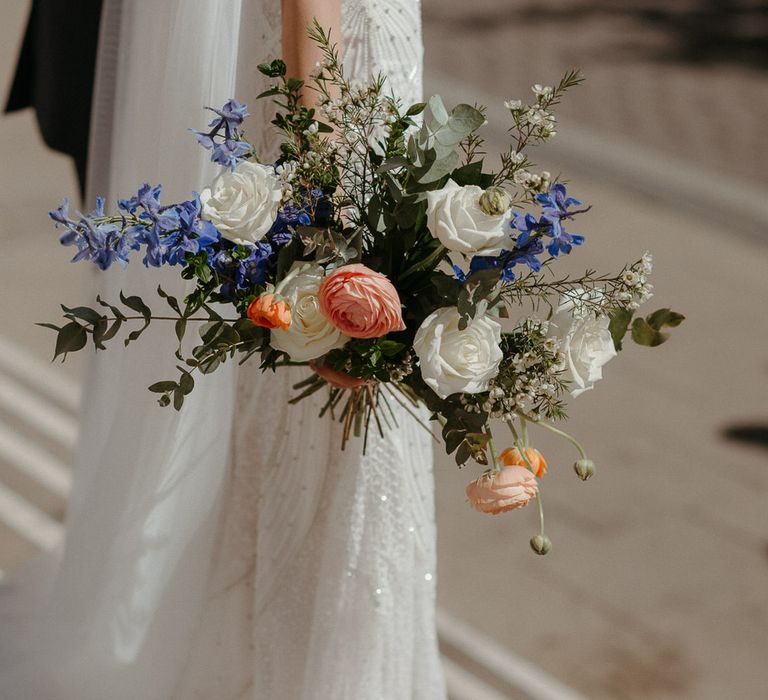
[247,293,291,330]
[466,465,538,514]
[317,264,406,339]
[499,447,548,478]
[308,359,367,390]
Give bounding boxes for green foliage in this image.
[631,308,685,347]
[608,308,634,351]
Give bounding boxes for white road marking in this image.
[442,656,515,700]
[438,609,588,700]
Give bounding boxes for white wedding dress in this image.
[0,1,446,698]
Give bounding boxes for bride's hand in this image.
[281,0,341,105]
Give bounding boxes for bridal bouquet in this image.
[45,24,682,553]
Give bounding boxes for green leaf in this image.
[173,387,185,411]
[427,95,449,125]
[119,291,152,346]
[257,59,286,77]
[455,441,473,466]
[179,372,195,395]
[148,381,177,393]
[100,319,122,343]
[608,308,634,351]
[175,318,187,344]
[91,317,110,349]
[54,322,87,360]
[61,305,104,326]
[96,295,126,321]
[406,102,427,117]
[36,322,61,333]
[450,160,484,187]
[156,286,181,315]
[646,308,685,330]
[631,317,668,347]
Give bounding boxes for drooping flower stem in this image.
[529,417,588,460]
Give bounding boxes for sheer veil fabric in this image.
[0,1,446,698]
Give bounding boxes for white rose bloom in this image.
[425,179,512,255]
[200,160,282,246]
[270,264,349,362]
[548,289,617,397]
[413,306,503,399]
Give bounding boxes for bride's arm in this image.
[281,0,342,91]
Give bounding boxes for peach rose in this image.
[247,293,291,330]
[318,264,406,339]
[499,447,548,478]
[308,359,367,390]
[466,465,538,515]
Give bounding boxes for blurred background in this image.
[0,1,766,698]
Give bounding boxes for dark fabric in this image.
[5,0,104,196]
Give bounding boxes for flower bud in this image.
[478,187,512,216]
[530,534,551,555]
[573,458,596,481]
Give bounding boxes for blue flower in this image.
[192,99,253,171]
[210,241,274,299]
[211,139,251,171]
[51,197,133,270]
[534,183,586,257]
[208,99,250,132]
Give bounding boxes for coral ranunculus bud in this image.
[466,465,538,515]
[499,447,548,478]
[308,359,367,390]
[247,293,292,330]
[530,534,552,555]
[573,458,596,481]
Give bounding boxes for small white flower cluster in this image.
[617,252,654,309]
[513,168,552,193]
[275,160,298,200]
[504,84,558,141]
[459,320,564,421]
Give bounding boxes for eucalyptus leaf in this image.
[646,308,685,330]
[608,308,634,351]
[631,317,668,347]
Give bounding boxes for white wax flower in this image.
[200,160,282,246]
[425,179,512,255]
[548,289,617,397]
[270,263,349,362]
[414,306,503,399]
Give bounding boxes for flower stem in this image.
[528,416,587,460]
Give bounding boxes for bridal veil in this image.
[0,1,446,698]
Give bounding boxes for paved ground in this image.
[423,3,768,697]
[1,2,767,699]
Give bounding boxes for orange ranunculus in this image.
[499,446,548,478]
[465,465,538,515]
[308,359,366,390]
[247,293,291,330]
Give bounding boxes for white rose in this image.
[270,264,349,361]
[413,306,503,398]
[425,179,512,255]
[548,289,617,397]
[200,160,282,246]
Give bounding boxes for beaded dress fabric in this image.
[0,1,446,699]
[173,2,446,698]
